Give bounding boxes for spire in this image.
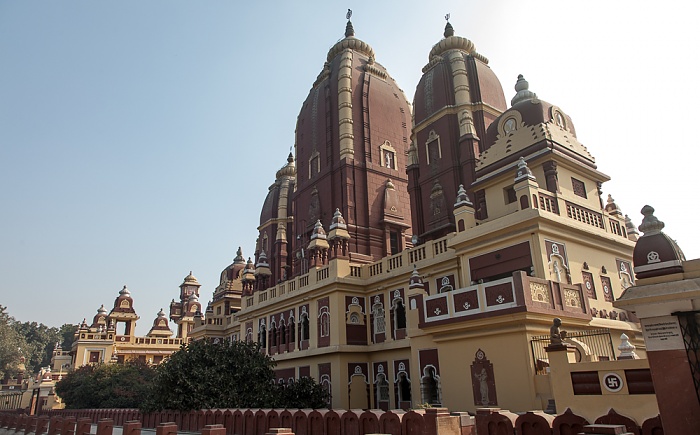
[514,157,536,182]
[511,74,538,106]
[233,247,245,264]
[444,14,454,38]
[454,184,473,208]
[625,214,640,239]
[345,9,354,37]
[409,264,425,290]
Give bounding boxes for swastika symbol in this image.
[603,373,623,392]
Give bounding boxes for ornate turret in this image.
[108,285,139,336]
[633,206,685,279]
[147,309,173,337]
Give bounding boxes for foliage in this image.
[142,339,278,411]
[55,359,156,409]
[0,305,78,376]
[0,305,28,379]
[275,376,329,409]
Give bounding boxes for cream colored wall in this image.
[547,348,658,424]
[532,231,636,320]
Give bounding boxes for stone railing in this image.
[417,272,592,327]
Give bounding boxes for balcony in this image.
[419,272,592,326]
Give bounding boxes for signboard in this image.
[641,315,685,351]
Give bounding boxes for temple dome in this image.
[413,22,506,129]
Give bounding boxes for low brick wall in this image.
[1,407,664,435]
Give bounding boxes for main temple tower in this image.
[286,15,413,274]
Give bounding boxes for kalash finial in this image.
[345,9,354,37]
[444,13,454,37]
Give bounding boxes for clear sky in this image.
[2,1,698,334]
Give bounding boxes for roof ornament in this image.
[444,14,454,38]
[514,157,536,183]
[511,74,538,106]
[119,285,131,297]
[454,184,473,208]
[233,246,245,264]
[345,9,354,37]
[638,205,664,235]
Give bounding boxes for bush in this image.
[55,359,155,408]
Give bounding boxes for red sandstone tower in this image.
[409,21,507,240]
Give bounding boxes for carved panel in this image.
[470,349,497,406]
[530,282,550,303]
[582,272,597,299]
[564,288,582,308]
[600,276,614,302]
[485,282,514,306]
[453,290,479,313]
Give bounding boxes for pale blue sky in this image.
[2,1,698,333]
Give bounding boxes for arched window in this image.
[420,366,441,405]
[299,313,310,342]
[319,307,330,338]
[279,320,287,345]
[393,298,406,331]
[397,372,411,404]
[320,374,332,406]
[372,302,385,335]
[288,316,296,344]
[270,321,277,347]
[376,373,390,403]
[258,323,267,348]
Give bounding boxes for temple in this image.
[181,17,644,413]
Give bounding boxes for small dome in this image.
[256,250,270,268]
[183,271,199,284]
[310,220,327,240]
[275,153,296,180]
[119,285,131,297]
[454,184,473,209]
[326,19,375,63]
[97,305,108,315]
[514,157,536,183]
[157,308,166,318]
[329,208,347,230]
[483,76,578,150]
[409,264,424,289]
[233,247,245,264]
[633,205,685,279]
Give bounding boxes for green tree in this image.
[0,305,28,379]
[55,360,156,409]
[143,339,279,411]
[13,321,62,373]
[275,376,329,409]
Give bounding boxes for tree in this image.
[275,376,329,409]
[13,321,62,373]
[55,359,155,409]
[0,305,28,379]
[143,339,278,411]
